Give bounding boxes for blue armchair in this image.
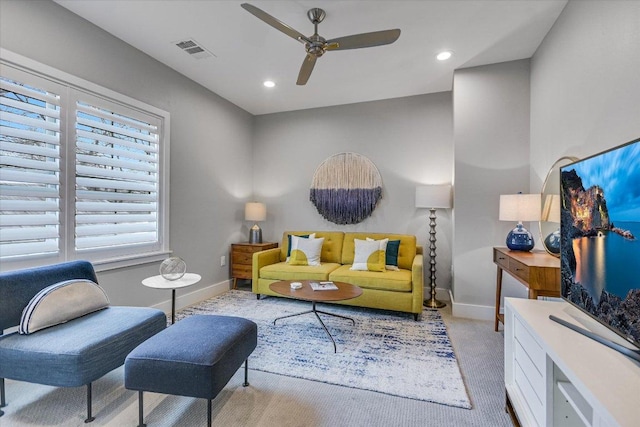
[0,260,166,422]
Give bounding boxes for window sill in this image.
[92,251,173,272]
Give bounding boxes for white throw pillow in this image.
[366,237,400,271]
[351,238,388,272]
[19,279,110,334]
[286,233,316,262]
[289,236,324,266]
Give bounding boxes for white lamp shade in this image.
[542,194,561,223]
[245,202,266,222]
[415,185,452,209]
[499,194,541,222]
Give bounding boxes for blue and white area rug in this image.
[176,290,471,409]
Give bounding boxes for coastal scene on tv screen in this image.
[560,139,640,346]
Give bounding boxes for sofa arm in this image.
[252,248,281,284]
[411,253,424,313]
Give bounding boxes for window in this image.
[1,51,170,271]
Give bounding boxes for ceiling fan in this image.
[241,3,401,85]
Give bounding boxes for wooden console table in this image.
[493,247,560,331]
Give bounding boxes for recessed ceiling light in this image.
[263,80,276,88]
[436,51,453,61]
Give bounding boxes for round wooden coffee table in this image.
[269,280,363,353]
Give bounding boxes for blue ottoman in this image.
[124,315,257,427]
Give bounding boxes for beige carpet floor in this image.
[1,292,512,426]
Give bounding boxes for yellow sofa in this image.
[252,231,424,320]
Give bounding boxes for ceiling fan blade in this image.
[297,54,317,86]
[326,29,401,51]
[241,3,310,44]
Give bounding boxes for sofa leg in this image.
[137,391,146,427]
[0,377,4,416]
[207,399,212,427]
[84,383,95,423]
[414,313,419,321]
[243,359,250,387]
[1,377,6,407]
[256,294,261,300]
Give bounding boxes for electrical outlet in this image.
[220,255,226,266]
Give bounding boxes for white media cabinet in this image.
[504,298,640,427]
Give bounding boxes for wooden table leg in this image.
[528,288,538,299]
[495,266,503,331]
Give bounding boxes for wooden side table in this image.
[493,246,560,331]
[231,242,278,289]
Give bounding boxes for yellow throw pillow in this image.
[351,238,388,272]
[289,237,324,266]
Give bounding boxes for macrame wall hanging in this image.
[309,152,382,224]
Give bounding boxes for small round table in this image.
[142,273,201,324]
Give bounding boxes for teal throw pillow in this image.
[386,240,401,270]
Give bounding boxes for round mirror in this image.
[540,156,579,256]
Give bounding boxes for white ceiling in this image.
[54,0,567,116]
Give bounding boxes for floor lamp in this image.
[416,184,452,309]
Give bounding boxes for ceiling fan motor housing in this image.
[307,8,326,24]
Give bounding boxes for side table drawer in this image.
[494,249,510,270]
[232,265,253,279]
[232,251,253,265]
[509,258,530,282]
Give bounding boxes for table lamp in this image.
[499,193,541,251]
[415,184,452,309]
[245,202,266,243]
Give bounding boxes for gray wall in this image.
[0,0,254,307]
[253,92,455,296]
[3,0,638,319]
[452,59,532,318]
[530,0,640,189]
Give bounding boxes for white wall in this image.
[0,0,254,308]
[530,0,640,189]
[253,92,455,296]
[452,59,532,319]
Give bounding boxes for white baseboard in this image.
[150,279,230,315]
[449,290,495,321]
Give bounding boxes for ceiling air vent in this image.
[174,38,215,59]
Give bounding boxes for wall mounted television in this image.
[554,137,640,362]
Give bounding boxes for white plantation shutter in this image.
[0,53,169,270]
[74,97,160,254]
[0,75,63,260]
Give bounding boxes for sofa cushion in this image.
[329,265,413,292]
[351,238,387,272]
[285,233,315,261]
[343,233,416,270]
[19,279,109,335]
[367,238,401,270]
[0,306,166,387]
[280,231,344,263]
[260,262,341,281]
[289,236,323,266]
[0,260,98,332]
[385,239,401,270]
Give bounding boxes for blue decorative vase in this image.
[544,229,561,254]
[506,223,535,251]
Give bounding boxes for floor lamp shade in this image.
[415,184,452,309]
[415,185,452,209]
[245,202,266,243]
[499,193,541,251]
